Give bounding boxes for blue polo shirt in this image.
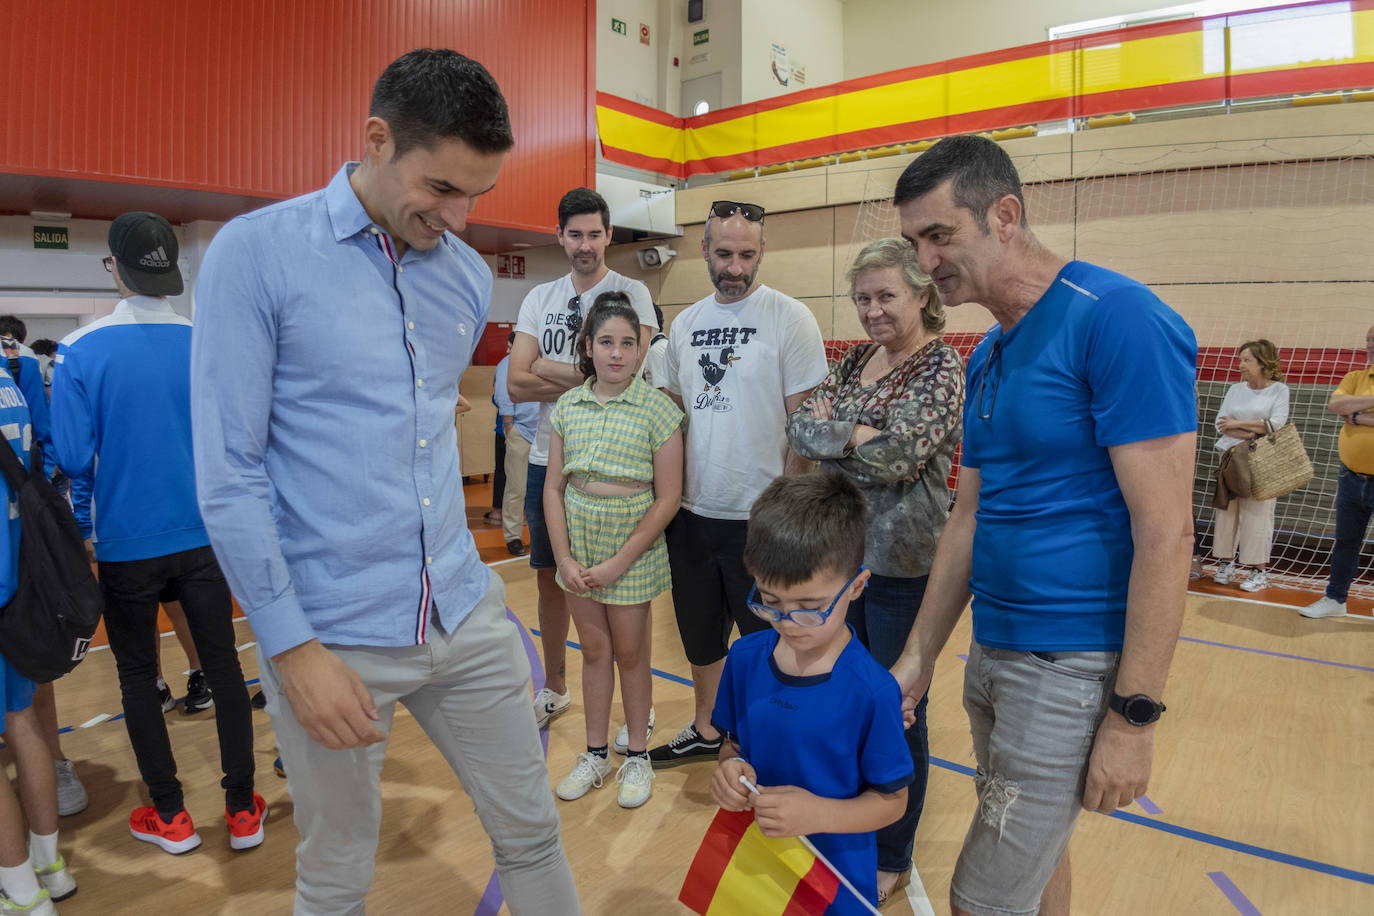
[962,261,1197,652]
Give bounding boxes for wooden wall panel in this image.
[0,0,594,233]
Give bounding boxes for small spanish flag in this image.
[678,808,840,915]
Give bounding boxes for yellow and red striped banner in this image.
[679,808,840,915]
[598,0,1374,178]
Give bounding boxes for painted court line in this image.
[1208,871,1263,915]
[79,713,110,728]
[905,866,937,916]
[237,641,256,652]
[1176,635,1374,673]
[1136,795,1164,816]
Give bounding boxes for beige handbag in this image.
[1243,421,1314,501]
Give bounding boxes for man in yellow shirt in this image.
[1304,325,1374,618]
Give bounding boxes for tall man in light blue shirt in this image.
[192,50,579,915]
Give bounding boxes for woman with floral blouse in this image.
[786,236,964,906]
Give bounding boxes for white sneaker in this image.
[616,755,655,808]
[54,759,87,816]
[532,687,571,729]
[613,706,656,755]
[34,855,76,902]
[0,889,54,915]
[1238,570,1270,592]
[1212,561,1237,585]
[555,752,613,801]
[1301,596,1347,619]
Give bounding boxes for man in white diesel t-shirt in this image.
[507,187,658,741]
[648,200,828,767]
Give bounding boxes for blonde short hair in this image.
[845,238,945,334]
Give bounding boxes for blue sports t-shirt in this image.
[712,628,913,915]
[961,261,1197,652]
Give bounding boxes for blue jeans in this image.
[847,572,929,875]
[1327,465,1374,601]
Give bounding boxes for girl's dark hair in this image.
[575,292,640,379]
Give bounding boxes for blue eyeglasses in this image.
[746,567,865,628]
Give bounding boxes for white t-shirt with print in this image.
[514,270,656,465]
[664,284,827,520]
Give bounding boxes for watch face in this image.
[1124,696,1157,723]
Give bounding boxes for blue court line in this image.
[1176,635,1374,673]
[528,626,1374,889]
[928,757,1374,886]
[1209,871,1263,915]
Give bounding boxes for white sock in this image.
[0,860,41,905]
[28,830,58,869]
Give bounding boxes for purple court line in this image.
[957,653,968,661]
[1177,636,1374,673]
[473,609,550,916]
[1208,871,1263,915]
[1136,795,1163,815]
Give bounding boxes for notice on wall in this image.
[497,254,511,278]
[510,255,525,279]
[693,29,709,46]
[770,43,790,86]
[33,226,68,250]
[611,17,627,35]
[792,65,806,86]
[640,23,650,45]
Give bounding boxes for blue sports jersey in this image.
[961,261,1198,651]
[712,628,913,915]
[51,297,210,562]
[0,363,38,723]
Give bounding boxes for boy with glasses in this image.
[710,473,912,914]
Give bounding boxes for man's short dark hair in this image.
[893,134,1027,232]
[557,188,611,231]
[0,316,26,343]
[743,473,866,588]
[370,48,514,158]
[29,339,57,357]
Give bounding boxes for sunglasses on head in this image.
[709,200,766,222]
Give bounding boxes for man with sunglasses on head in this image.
[649,199,827,768]
[887,135,1196,916]
[508,187,658,738]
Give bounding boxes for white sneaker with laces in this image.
[1301,596,1347,619]
[1239,570,1270,592]
[1212,561,1237,585]
[532,687,571,729]
[556,752,613,801]
[34,855,76,902]
[616,755,655,808]
[613,706,656,755]
[54,759,87,816]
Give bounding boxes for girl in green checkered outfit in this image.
[544,292,684,809]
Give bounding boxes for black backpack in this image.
[0,435,103,683]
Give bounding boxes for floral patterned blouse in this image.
[786,338,964,578]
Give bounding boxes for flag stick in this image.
[740,775,883,916]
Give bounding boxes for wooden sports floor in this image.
[14,482,1373,915]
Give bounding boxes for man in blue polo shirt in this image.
[192,50,578,914]
[889,136,1197,916]
[51,211,262,856]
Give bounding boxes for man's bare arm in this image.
[507,332,570,403]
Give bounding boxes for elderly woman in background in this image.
[786,237,963,905]
[1209,339,1290,592]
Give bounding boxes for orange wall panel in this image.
[0,0,593,233]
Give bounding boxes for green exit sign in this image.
[611,17,627,35]
[693,29,710,46]
[33,226,68,250]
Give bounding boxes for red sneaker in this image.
[129,806,202,854]
[226,792,268,851]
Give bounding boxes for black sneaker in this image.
[647,723,723,769]
[250,689,267,710]
[182,671,213,715]
[157,677,176,714]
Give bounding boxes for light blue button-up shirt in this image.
[191,163,492,658]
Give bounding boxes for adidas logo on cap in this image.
[139,246,171,270]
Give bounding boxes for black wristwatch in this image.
[1109,692,1166,726]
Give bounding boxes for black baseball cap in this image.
[109,211,183,297]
